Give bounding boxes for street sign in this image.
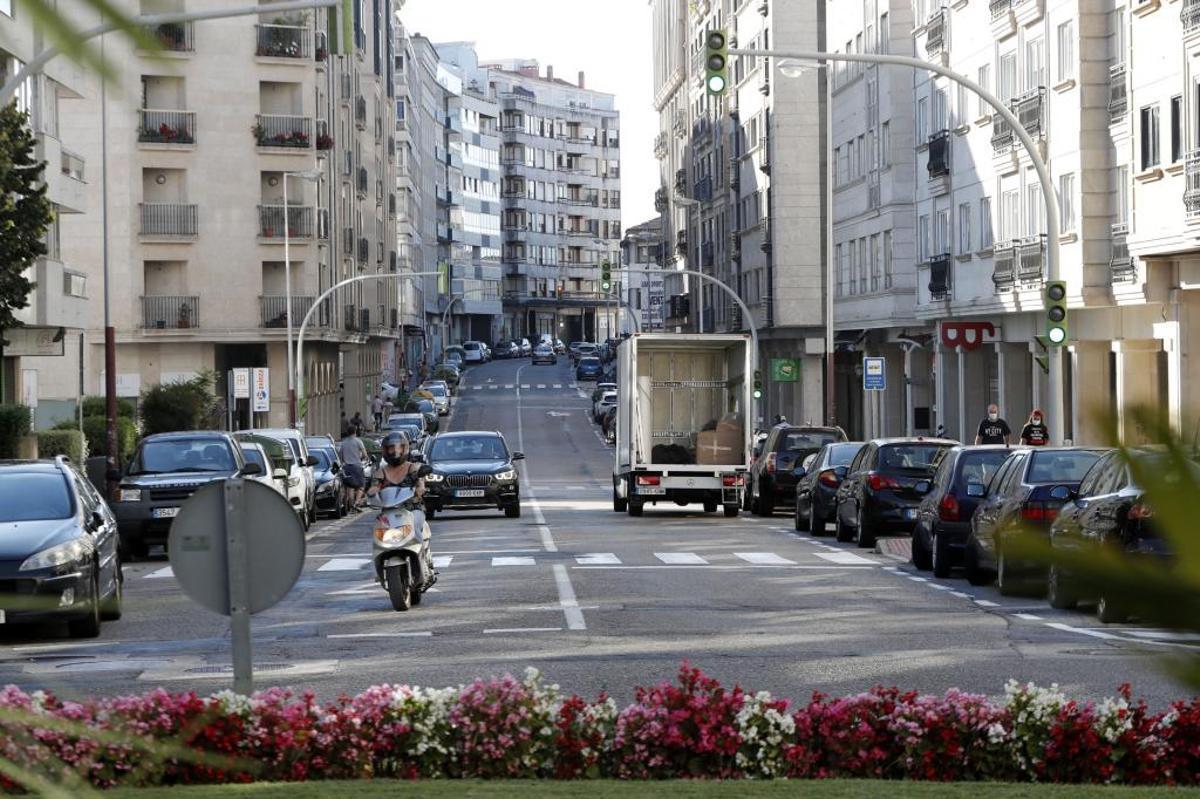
[168,479,305,694]
[863,356,886,391]
[770,358,798,382]
[2,327,64,357]
[232,368,250,399]
[252,368,270,413]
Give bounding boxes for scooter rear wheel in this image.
[385,563,412,611]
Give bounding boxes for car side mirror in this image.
[330,462,341,473]
[240,462,263,477]
[914,480,932,495]
[1048,484,1073,502]
[792,466,807,478]
[511,451,525,461]
[417,464,434,477]
[89,510,104,532]
[273,468,288,480]
[965,482,986,498]
[305,455,319,467]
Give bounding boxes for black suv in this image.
[112,432,260,557]
[419,431,524,518]
[747,426,847,516]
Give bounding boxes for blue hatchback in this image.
[575,356,602,381]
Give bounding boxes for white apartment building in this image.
[0,1,90,428]
[392,19,425,371]
[59,0,398,437]
[652,0,828,426]
[620,217,666,332]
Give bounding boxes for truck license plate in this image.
[638,487,666,495]
[153,507,180,519]
[456,489,485,498]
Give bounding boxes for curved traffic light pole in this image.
[727,46,1065,444]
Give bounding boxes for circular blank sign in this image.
[168,479,305,616]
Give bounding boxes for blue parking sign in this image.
[863,357,886,391]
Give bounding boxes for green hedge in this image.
[0,404,32,458]
[36,429,86,463]
[81,395,135,419]
[56,416,137,462]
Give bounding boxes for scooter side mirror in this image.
[417,464,434,478]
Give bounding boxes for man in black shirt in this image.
[974,403,1011,445]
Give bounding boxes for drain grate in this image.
[186,663,294,674]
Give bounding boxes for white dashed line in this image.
[908,576,929,582]
[1015,613,1044,621]
[815,551,878,566]
[328,632,433,639]
[484,627,563,634]
[576,553,621,565]
[432,555,453,568]
[1044,622,1121,641]
[735,552,797,566]
[928,583,953,591]
[146,566,175,579]
[974,599,1000,607]
[492,556,536,566]
[950,591,973,599]
[317,558,370,572]
[655,552,709,565]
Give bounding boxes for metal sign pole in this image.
[222,479,254,695]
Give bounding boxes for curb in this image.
[874,536,912,563]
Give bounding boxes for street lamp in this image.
[442,295,463,356]
[282,169,321,427]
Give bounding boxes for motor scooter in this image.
[369,474,436,611]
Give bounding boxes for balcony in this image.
[314,31,328,62]
[142,296,199,330]
[343,305,358,332]
[926,130,950,177]
[925,10,946,59]
[254,114,312,149]
[989,0,1012,18]
[1185,0,1200,34]
[1017,234,1046,283]
[1110,223,1135,283]
[927,254,951,299]
[1185,150,1200,219]
[990,112,1013,152]
[148,21,193,52]
[138,109,195,144]
[561,192,598,206]
[991,242,1017,289]
[355,96,367,129]
[1108,63,1128,122]
[654,187,667,212]
[759,134,771,174]
[653,131,668,158]
[260,295,314,328]
[255,24,311,59]
[315,118,332,150]
[675,229,687,253]
[674,168,687,195]
[356,166,368,196]
[694,176,713,203]
[139,203,197,238]
[1014,87,1046,138]
[257,205,314,238]
[357,237,369,264]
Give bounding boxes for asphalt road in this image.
[0,356,1192,706]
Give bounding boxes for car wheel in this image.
[964,544,991,587]
[505,502,522,519]
[1046,565,1077,610]
[931,529,951,578]
[753,486,772,517]
[68,571,103,639]
[855,508,875,549]
[425,506,436,520]
[809,503,826,537]
[996,551,1022,596]
[723,504,739,518]
[1096,596,1127,624]
[835,512,854,543]
[628,500,644,517]
[100,559,124,621]
[911,526,932,571]
[794,500,805,531]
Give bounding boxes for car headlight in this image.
[494,469,517,481]
[373,524,414,546]
[117,488,141,502]
[20,539,90,572]
[425,472,444,483]
[317,481,337,495]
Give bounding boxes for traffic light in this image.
[600,261,612,293]
[1044,280,1068,346]
[753,370,763,400]
[704,29,729,96]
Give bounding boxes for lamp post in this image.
[442,295,463,356]
[739,47,1065,445]
[282,169,320,427]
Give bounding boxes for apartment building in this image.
[486,59,622,344]
[59,0,398,436]
[620,217,666,332]
[0,2,90,428]
[392,20,425,371]
[651,0,828,426]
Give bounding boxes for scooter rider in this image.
[367,431,426,506]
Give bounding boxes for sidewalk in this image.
[874,536,912,563]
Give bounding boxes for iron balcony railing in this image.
[990,111,1013,152]
[344,304,358,331]
[139,203,198,237]
[356,166,368,195]
[674,168,687,194]
[927,253,952,299]
[992,242,1017,289]
[989,0,1012,19]
[258,205,314,238]
[142,296,199,329]
[676,229,687,253]
[1185,150,1200,219]
[314,30,328,62]
[1110,223,1135,282]
[255,24,312,59]
[254,114,312,148]
[357,237,369,264]
[1017,234,1046,282]
[654,187,667,212]
[1015,87,1046,138]
[925,9,946,57]
[355,96,367,127]
[138,109,195,144]
[315,118,332,150]
[149,21,193,52]
[927,130,950,177]
[1108,63,1128,122]
[1184,0,1200,34]
[260,295,315,328]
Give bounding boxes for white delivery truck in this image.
[612,333,754,517]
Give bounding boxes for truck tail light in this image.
[765,453,777,475]
[938,493,960,522]
[636,475,661,486]
[722,475,744,487]
[867,472,899,492]
[818,469,841,488]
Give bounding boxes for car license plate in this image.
[456,489,485,498]
[153,507,180,519]
[638,487,666,495]
[904,508,917,521]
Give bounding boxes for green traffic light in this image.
[1047,326,1067,345]
[705,28,729,96]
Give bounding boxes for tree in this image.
[139,373,219,435]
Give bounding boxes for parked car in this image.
[794,441,866,535]
[1045,448,1183,622]
[239,442,287,498]
[113,432,260,557]
[309,448,348,518]
[591,382,618,404]
[576,356,603,381]
[568,341,587,357]
[432,363,460,392]
[966,447,1105,592]
[235,432,308,527]
[572,343,598,364]
[554,339,566,355]
[0,457,124,638]
[379,381,406,403]
[419,382,452,415]
[601,405,617,444]
[518,338,533,356]
[833,437,958,547]
[419,431,524,518]
[403,399,439,434]
[593,390,618,423]
[747,426,848,516]
[909,445,1015,577]
[444,352,465,370]
[532,343,557,365]
[387,412,428,435]
[462,341,485,364]
[256,428,320,525]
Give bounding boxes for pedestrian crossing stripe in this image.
[654,552,709,565]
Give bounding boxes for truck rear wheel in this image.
[612,479,627,512]
[627,500,644,517]
[703,499,718,513]
[723,504,739,518]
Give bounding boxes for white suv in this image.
[462,341,485,363]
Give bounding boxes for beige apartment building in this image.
[59,0,399,436]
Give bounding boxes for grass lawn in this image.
[106,781,1200,798]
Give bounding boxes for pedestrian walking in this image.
[974,403,1011,445]
[382,396,394,422]
[370,394,384,431]
[418,360,430,384]
[339,425,369,510]
[350,411,365,434]
[1019,408,1049,446]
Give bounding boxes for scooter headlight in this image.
[374,524,414,546]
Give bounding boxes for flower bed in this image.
[1,665,1198,790]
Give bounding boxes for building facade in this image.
[620,217,666,333]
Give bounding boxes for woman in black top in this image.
[1019,409,1049,446]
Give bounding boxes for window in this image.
[977,64,991,117]
[1115,165,1129,224]
[1111,8,1126,65]
[848,241,858,295]
[1170,95,1182,164]
[1056,21,1075,82]
[917,98,929,142]
[63,271,86,298]
[855,135,865,178]
[879,12,889,54]
[1000,189,1019,241]
[848,139,858,179]
[858,238,867,293]
[835,243,844,297]
[917,214,930,261]
[1058,173,1076,232]
[958,202,971,254]
[999,52,1017,102]
[1025,182,1044,236]
[833,146,841,185]
[1025,37,1046,92]
[979,198,993,249]
[880,121,890,166]
[956,84,967,128]
[935,208,951,254]
[883,230,893,288]
[933,87,947,132]
[870,234,880,291]
[1140,104,1160,170]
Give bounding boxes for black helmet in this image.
[382,431,410,466]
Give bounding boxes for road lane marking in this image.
[576,553,620,565]
[974,599,1000,607]
[1122,629,1200,641]
[489,385,499,390]
[536,384,546,389]
[146,567,175,579]
[537,524,557,552]
[928,583,953,591]
[908,576,929,582]
[573,565,872,570]
[1045,622,1121,641]
[492,556,536,566]
[484,627,563,634]
[735,552,797,566]
[1014,613,1043,621]
[553,565,587,630]
[432,555,453,568]
[317,558,370,572]
[655,552,709,565]
[520,384,530,389]
[505,384,514,389]
[815,551,878,566]
[950,591,973,599]
[328,632,433,639]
